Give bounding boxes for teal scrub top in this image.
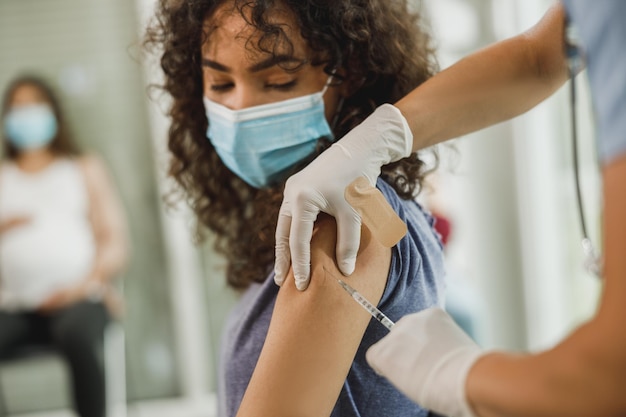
[563,0,626,165]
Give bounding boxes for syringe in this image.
[337,279,395,331]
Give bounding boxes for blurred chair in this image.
[0,321,126,417]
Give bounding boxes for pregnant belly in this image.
[0,219,95,306]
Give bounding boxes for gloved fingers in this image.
[365,315,432,403]
[366,308,442,378]
[335,209,362,276]
[366,328,408,379]
[367,307,484,416]
[289,205,319,291]
[274,209,292,286]
[365,340,386,375]
[397,307,480,348]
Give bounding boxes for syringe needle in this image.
[337,279,395,330]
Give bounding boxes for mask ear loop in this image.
[322,69,345,131]
[320,70,336,96]
[330,96,345,131]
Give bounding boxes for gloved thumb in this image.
[365,339,386,375]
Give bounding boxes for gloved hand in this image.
[366,307,484,417]
[274,104,413,290]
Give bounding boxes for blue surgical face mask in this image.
[204,78,334,188]
[3,104,58,151]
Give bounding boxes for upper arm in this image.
[236,214,392,417]
[78,155,128,252]
[522,3,569,88]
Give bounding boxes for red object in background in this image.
[432,212,452,248]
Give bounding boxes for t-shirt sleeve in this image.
[374,178,445,322]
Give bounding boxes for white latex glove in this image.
[274,104,413,290]
[366,307,484,417]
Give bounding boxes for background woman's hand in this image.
[0,216,31,234]
[37,280,101,313]
[37,285,85,313]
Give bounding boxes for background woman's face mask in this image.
[3,104,58,151]
[204,78,334,188]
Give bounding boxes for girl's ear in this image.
[344,79,363,97]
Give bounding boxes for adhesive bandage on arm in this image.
[344,177,407,248]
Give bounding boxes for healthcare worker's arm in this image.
[395,3,568,151]
[367,155,626,417]
[237,214,391,417]
[468,156,626,416]
[276,4,569,289]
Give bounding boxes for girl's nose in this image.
[226,86,262,110]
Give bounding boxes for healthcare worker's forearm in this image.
[467,156,626,417]
[467,330,622,416]
[396,3,569,152]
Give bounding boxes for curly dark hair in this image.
[1,75,80,160]
[145,0,439,290]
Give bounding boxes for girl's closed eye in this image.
[265,79,297,91]
[210,82,234,92]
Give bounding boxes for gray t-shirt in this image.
[563,0,626,164]
[218,178,446,417]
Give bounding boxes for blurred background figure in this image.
[0,75,129,417]
[0,2,208,414]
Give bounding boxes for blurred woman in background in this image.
[0,75,128,417]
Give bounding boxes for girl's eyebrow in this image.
[202,54,306,73]
[202,58,231,72]
[248,54,306,72]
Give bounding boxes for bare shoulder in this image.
[307,213,391,299]
[76,154,114,189]
[77,153,107,176]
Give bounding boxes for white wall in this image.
[132,0,218,415]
